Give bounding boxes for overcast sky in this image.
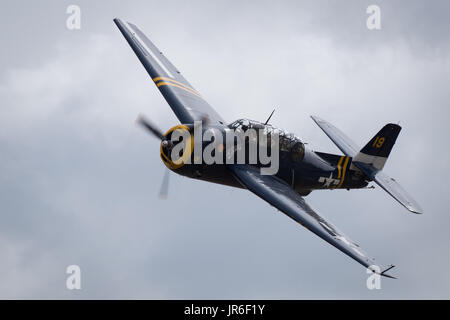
[1,0,449,299]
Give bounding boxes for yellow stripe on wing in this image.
[156,81,203,99]
[153,76,192,89]
[336,156,350,188]
[153,77,202,97]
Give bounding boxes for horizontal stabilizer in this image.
[373,171,423,214]
[311,116,359,157]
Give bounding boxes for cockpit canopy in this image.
[229,119,303,142]
[229,118,305,161]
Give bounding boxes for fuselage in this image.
[160,118,368,195]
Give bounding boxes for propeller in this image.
[136,113,171,199]
[158,168,170,199]
[136,114,165,140]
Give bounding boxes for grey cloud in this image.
[0,0,449,298]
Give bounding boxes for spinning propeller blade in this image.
[159,168,170,199]
[136,114,165,140]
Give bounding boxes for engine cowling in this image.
[160,124,194,170]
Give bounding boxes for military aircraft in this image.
[114,18,423,278]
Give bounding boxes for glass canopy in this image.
[228,119,305,161]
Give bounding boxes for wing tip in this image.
[113,18,133,29]
[408,207,423,215]
[310,115,321,122]
[135,113,143,125]
[405,202,424,214]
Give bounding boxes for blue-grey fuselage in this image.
[162,118,368,195]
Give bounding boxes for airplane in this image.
[114,18,423,279]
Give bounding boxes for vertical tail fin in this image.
[353,124,401,171]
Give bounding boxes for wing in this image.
[114,18,225,125]
[229,164,395,277]
[311,115,359,157]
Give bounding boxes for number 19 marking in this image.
[372,136,385,148]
